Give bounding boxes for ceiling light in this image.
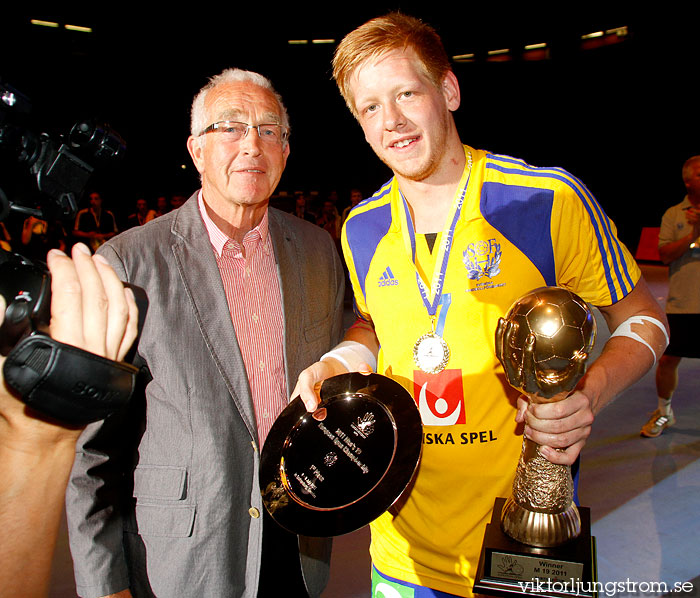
[30,19,59,28]
[606,26,628,37]
[65,24,93,33]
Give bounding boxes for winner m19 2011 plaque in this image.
[260,372,422,537]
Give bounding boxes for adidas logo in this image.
[378,267,399,287]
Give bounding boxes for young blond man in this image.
[295,13,668,597]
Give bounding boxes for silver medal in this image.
[413,332,450,374]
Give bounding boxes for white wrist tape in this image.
[610,315,669,365]
[320,340,377,373]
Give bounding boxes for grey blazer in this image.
[65,194,345,597]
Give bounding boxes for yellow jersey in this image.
[341,146,640,596]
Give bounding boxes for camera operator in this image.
[0,242,138,598]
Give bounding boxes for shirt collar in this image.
[197,191,270,257]
[389,145,474,233]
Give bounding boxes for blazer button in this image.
[249,507,261,518]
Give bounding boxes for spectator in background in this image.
[73,191,118,252]
[316,198,341,243]
[341,188,364,224]
[125,198,156,229]
[327,190,339,208]
[641,155,700,437]
[154,195,170,218]
[294,192,316,222]
[21,215,67,261]
[170,193,188,210]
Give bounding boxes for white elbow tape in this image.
[320,340,377,373]
[609,315,669,365]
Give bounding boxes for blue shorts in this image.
[372,566,464,598]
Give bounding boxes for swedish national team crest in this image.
[463,239,502,280]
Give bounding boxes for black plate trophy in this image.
[260,372,423,536]
[474,287,599,598]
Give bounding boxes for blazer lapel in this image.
[268,208,303,395]
[170,197,258,441]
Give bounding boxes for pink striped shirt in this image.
[198,195,286,446]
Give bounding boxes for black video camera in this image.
[1,80,139,426]
[1,80,125,222]
[0,250,50,355]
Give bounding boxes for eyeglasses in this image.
[198,120,289,144]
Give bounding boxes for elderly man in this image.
[294,13,668,598]
[66,69,344,597]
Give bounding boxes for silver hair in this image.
[190,68,290,147]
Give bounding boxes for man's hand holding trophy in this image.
[475,286,599,597]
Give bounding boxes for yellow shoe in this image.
[640,408,675,438]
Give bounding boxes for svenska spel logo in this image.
[413,369,465,425]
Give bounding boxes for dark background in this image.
[1,6,696,250]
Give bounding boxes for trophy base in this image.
[501,495,581,547]
[474,498,598,598]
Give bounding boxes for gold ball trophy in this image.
[474,287,599,598]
